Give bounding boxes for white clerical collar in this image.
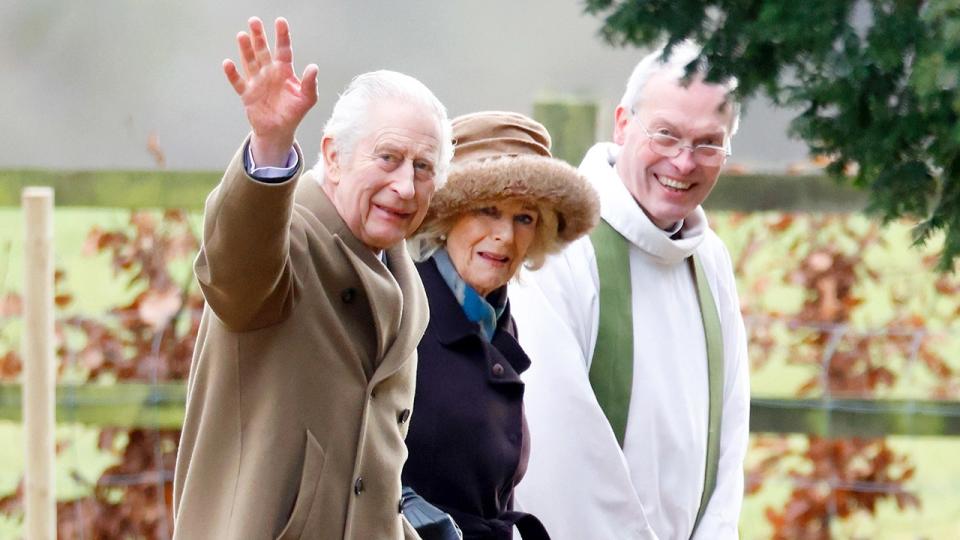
[662,219,684,236]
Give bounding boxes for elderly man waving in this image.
[510,42,751,540]
[172,16,452,540]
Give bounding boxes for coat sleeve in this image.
[193,136,304,331]
[692,240,750,540]
[401,514,423,540]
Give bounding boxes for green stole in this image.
[588,218,724,538]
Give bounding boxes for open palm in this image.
[224,17,318,165]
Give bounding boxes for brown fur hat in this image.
[416,111,599,265]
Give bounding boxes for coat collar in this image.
[297,170,429,386]
[417,258,531,381]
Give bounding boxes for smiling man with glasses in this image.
[510,41,751,540]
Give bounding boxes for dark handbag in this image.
[400,487,463,540]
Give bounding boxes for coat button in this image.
[492,363,505,377]
[397,408,411,424]
[341,287,357,303]
[354,476,364,495]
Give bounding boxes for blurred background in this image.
[0,0,808,172]
[2,1,958,538]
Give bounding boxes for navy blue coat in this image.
[403,259,548,540]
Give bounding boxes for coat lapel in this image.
[418,259,479,346]
[337,238,402,362]
[295,172,425,381]
[417,259,529,385]
[369,241,428,387]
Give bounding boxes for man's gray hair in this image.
[620,41,741,136]
[316,70,454,187]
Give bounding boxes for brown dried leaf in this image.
[147,132,166,168]
[0,293,22,317]
[137,288,182,330]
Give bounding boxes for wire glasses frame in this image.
[631,111,732,167]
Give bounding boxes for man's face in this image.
[322,98,441,251]
[613,73,734,229]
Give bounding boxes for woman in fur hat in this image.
[400,111,600,540]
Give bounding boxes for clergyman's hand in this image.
[223,17,319,167]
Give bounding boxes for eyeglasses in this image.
[632,113,731,167]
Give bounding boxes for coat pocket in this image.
[276,429,326,540]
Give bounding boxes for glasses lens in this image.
[645,128,728,166]
[649,134,681,158]
[693,147,721,166]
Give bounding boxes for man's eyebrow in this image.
[694,129,727,140]
[372,140,402,151]
[648,117,725,138]
[645,117,677,129]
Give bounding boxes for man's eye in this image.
[380,154,398,162]
[413,160,433,172]
[652,133,680,146]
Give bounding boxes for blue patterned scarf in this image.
[432,248,507,341]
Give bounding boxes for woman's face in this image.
[445,198,540,297]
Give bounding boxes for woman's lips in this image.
[478,251,509,265]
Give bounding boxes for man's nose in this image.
[670,147,698,175]
[390,160,416,199]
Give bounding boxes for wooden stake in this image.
[22,187,56,540]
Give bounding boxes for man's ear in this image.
[321,136,341,185]
[613,105,631,146]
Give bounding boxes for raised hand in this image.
[223,17,319,167]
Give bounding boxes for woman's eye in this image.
[479,207,498,217]
[516,214,536,225]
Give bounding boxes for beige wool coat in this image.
[173,140,426,540]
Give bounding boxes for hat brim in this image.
[417,155,600,251]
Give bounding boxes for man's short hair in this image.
[619,41,741,137]
[317,70,454,187]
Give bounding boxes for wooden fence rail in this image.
[1,383,958,437]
